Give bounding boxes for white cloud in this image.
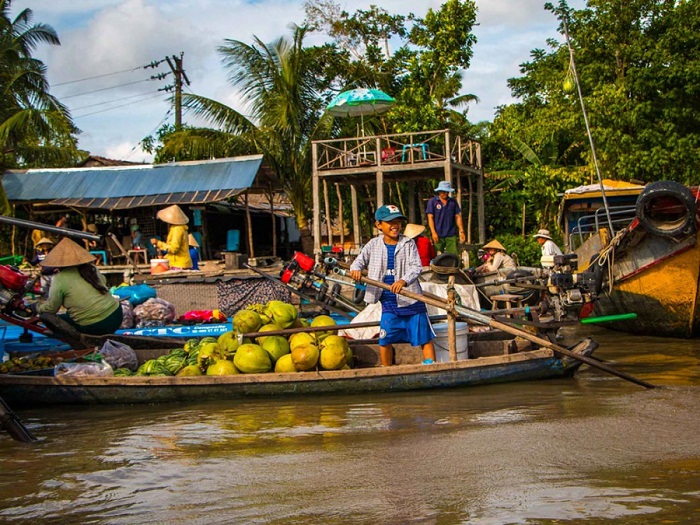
[25,0,584,158]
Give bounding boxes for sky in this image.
[26,0,585,163]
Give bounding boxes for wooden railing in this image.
[314,129,481,172]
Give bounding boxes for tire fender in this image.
[636,180,696,237]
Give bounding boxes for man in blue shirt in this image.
[426,180,466,255]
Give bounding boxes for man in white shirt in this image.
[534,229,563,256]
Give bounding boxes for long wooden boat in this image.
[0,337,597,407]
[561,179,700,337]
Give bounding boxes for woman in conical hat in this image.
[476,238,516,274]
[404,223,435,267]
[31,238,123,335]
[151,204,192,270]
[188,233,200,271]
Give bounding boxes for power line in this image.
[53,58,167,87]
[124,107,174,160]
[70,89,162,111]
[74,92,166,119]
[62,78,157,99]
[53,66,143,87]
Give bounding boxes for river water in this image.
[1,326,699,524]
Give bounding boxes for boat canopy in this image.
[2,155,273,210]
[562,179,645,201]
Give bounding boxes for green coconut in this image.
[255,323,283,345]
[310,314,336,341]
[261,335,290,363]
[274,353,298,373]
[206,359,240,376]
[291,342,319,371]
[266,300,298,328]
[319,343,347,370]
[176,364,203,376]
[233,310,262,334]
[217,331,240,353]
[289,331,316,350]
[233,343,272,374]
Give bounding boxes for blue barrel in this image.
[226,229,240,252]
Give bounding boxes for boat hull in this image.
[0,339,597,407]
[587,229,700,337]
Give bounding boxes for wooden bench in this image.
[490,293,524,313]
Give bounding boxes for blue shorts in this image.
[378,311,435,347]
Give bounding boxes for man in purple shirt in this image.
[426,180,466,255]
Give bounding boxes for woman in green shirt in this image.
[32,238,123,335]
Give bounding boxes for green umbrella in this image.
[326,88,395,135]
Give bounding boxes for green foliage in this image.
[0,0,80,172]
[496,232,543,268]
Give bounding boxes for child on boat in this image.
[350,204,436,366]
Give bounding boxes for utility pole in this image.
[164,53,191,129]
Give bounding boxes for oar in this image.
[337,269,656,389]
[0,396,37,443]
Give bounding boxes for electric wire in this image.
[70,90,161,111]
[123,107,174,161]
[74,92,166,119]
[52,65,145,87]
[61,78,156,99]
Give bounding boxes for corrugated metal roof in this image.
[3,155,265,210]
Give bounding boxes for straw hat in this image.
[482,239,506,252]
[86,223,98,233]
[533,229,553,240]
[188,234,199,247]
[40,238,95,268]
[156,204,189,225]
[35,237,54,248]
[403,223,425,239]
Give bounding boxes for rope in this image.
[595,228,626,294]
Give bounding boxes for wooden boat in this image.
[560,179,700,337]
[0,336,598,407]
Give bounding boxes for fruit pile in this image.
[0,355,58,374]
[116,300,352,377]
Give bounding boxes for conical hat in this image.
[403,223,425,239]
[40,238,95,268]
[188,234,199,247]
[482,239,506,252]
[156,204,189,225]
[35,237,54,247]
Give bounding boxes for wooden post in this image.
[269,184,277,257]
[323,179,333,248]
[376,170,384,208]
[336,183,344,249]
[476,144,485,244]
[407,181,416,223]
[245,191,254,258]
[312,142,321,255]
[447,276,457,362]
[351,185,360,249]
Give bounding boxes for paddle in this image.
[336,269,656,389]
[0,396,37,443]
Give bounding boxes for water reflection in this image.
[1,327,699,524]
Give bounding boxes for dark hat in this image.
[375,204,407,222]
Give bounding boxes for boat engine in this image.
[279,252,342,303]
[541,254,598,321]
[0,265,35,318]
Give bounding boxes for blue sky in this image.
[26,0,585,162]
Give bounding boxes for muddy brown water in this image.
[1,325,699,524]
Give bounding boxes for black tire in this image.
[327,283,341,307]
[432,252,461,268]
[636,180,696,237]
[315,283,327,302]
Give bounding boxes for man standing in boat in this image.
[426,180,466,255]
[534,229,563,256]
[350,204,437,367]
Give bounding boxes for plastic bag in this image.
[120,300,134,328]
[134,298,176,327]
[54,361,114,377]
[111,283,157,306]
[98,339,138,371]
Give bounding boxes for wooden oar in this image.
[0,396,37,443]
[339,270,656,389]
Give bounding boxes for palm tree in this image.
[181,25,331,253]
[0,0,79,174]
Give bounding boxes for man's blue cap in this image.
[375,204,407,222]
